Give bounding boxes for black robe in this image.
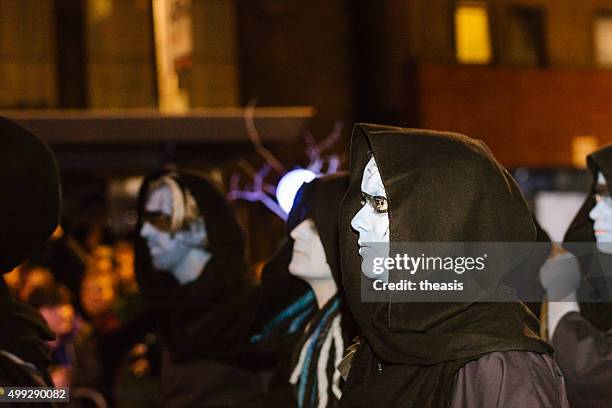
[135,169,262,407]
[338,123,568,407]
[559,144,612,407]
[0,116,60,396]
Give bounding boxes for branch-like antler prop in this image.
[228,161,287,220]
[304,121,344,175]
[245,99,286,174]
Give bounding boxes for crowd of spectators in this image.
[5,227,160,407]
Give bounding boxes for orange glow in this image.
[455,2,492,64]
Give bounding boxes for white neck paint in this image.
[305,277,338,309]
[172,248,212,284]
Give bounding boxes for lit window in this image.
[455,2,493,64]
[594,13,612,67]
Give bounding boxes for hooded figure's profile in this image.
[135,168,262,407]
[549,144,612,408]
[0,117,60,392]
[338,124,569,407]
[243,173,358,408]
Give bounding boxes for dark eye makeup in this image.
[360,192,389,214]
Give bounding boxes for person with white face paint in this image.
[590,172,612,253]
[350,156,390,282]
[246,174,354,408]
[338,124,569,408]
[287,174,356,408]
[135,169,263,407]
[288,218,337,308]
[548,146,612,408]
[140,178,210,284]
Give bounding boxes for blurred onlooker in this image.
[91,245,115,275]
[28,283,103,391]
[18,264,55,302]
[114,240,138,295]
[80,271,121,334]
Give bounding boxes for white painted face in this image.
[590,172,612,254]
[140,183,206,271]
[351,156,390,278]
[288,219,333,281]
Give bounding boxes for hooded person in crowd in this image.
[135,168,263,407]
[338,123,569,407]
[539,144,612,408]
[0,116,60,389]
[243,173,358,408]
[285,173,358,408]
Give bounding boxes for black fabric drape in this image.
[338,123,552,407]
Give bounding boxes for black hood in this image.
[0,117,57,385]
[250,174,352,347]
[0,117,60,273]
[289,173,349,287]
[564,144,612,331]
[338,124,551,407]
[256,172,351,321]
[295,173,359,337]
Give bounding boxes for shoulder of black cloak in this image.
[0,279,54,385]
[0,117,61,273]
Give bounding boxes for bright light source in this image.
[276,169,317,214]
[455,2,492,64]
[595,16,612,66]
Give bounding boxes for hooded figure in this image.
[243,173,358,408]
[338,124,568,408]
[286,173,358,408]
[549,144,612,408]
[0,116,59,389]
[135,168,262,407]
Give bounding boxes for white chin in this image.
[288,262,306,278]
[596,240,612,255]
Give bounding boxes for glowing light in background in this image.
[571,135,599,168]
[276,168,316,214]
[595,15,612,66]
[455,2,492,64]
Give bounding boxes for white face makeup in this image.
[590,172,612,254]
[288,219,333,281]
[140,183,208,276]
[351,156,390,279]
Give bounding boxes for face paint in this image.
[140,183,208,274]
[590,172,612,254]
[288,219,333,281]
[351,156,390,279]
